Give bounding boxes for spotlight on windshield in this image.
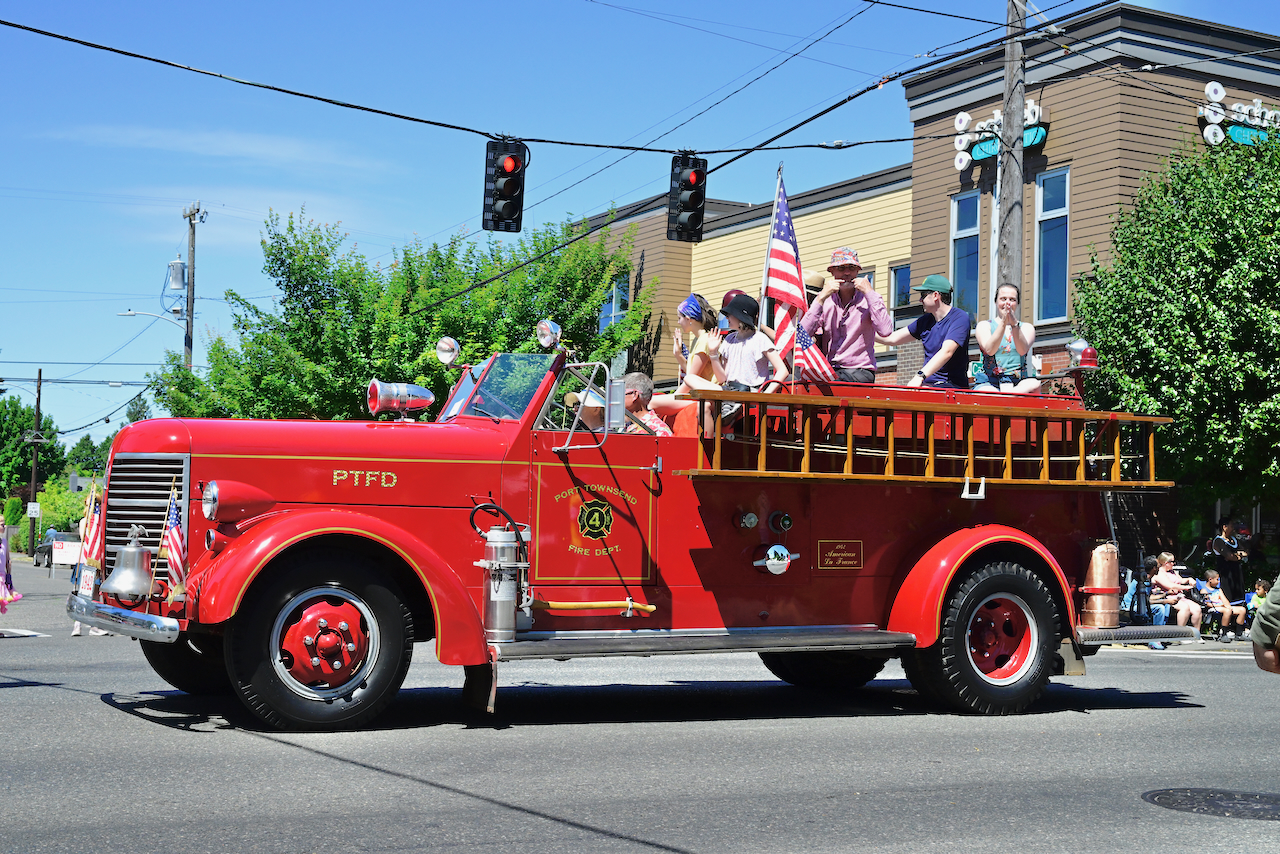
[536,319,562,350]
[435,336,460,366]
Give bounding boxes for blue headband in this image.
[677,295,701,319]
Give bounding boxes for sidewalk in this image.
[1,555,105,638]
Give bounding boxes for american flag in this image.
[159,485,186,592]
[795,325,838,383]
[762,176,808,367]
[82,481,104,569]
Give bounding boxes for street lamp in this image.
[118,309,186,329]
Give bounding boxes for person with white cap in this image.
[799,247,893,384]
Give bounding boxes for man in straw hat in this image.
[799,247,892,383]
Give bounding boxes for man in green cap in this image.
[876,274,971,389]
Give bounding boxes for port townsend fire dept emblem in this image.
[577,498,613,540]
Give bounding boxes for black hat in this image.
[721,293,759,329]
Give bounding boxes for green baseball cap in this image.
[912,274,953,294]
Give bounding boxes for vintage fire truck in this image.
[68,321,1193,729]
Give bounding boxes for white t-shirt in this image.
[721,329,777,387]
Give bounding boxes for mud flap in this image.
[1057,638,1086,676]
[462,659,497,714]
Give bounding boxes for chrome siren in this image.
[367,379,435,420]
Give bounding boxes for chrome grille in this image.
[104,453,190,582]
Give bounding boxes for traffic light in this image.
[667,154,708,242]
[483,140,528,232]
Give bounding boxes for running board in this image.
[492,625,917,662]
[1076,625,1198,645]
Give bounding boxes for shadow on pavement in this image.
[97,675,1200,734]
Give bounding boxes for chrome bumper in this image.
[66,594,181,643]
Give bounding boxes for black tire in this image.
[224,549,413,730]
[905,561,1060,715]
[140,634,232,695]
[759,651,888,690]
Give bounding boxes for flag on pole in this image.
[795,325,838,383]
[82,481,104,570]
[761,175,808,367]
[158,482,187,601]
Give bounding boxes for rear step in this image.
[492,625,917,661]
[1076,625,1199,645]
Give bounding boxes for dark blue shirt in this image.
[908,306,972,389]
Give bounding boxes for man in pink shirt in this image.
[799,247,893,383]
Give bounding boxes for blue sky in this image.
[1,0,1276,447]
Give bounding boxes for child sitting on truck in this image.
[697,293,789,423]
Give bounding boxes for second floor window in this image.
[1036,168,1070,321]
[950,191,980,320]
[890,264,911,308]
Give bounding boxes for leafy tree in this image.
[35,477,88,534]
[125,395,152,423]
[0,396,66,499]
[3,496,21,527]
[1074,134,1280,507]
[151,210,649,421]
[67,435,107,475]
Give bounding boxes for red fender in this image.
[886,524,1078,647]
[192,508,488,666]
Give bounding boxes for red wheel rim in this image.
[965,593,1037,685]
[271,587,380,701]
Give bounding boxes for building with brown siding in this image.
[599,3,1280,387]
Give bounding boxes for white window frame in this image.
[950,190,981,319]
[889,264,911,308]
[598,274,630,335]
[1034,167,1070,323]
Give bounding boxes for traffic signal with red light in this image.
[667,154,707,242]
[483,140,528,232]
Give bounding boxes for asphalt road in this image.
[2,556,1277,854]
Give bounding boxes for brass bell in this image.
[99,524,154,598]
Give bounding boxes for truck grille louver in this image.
[104,453,190,582]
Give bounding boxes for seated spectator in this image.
[1249,578,1272,616]
[688,294,788,427]
[876,274,971,389]
[564,389,606,432]
[973,283,1040,393]
[1151,551,1204,641]
[1203,569,1248,641]
[653,294,718,419]
[622,372,672,437]
[1142,555,1170,649]
[798,247,891,383]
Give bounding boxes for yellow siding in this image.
[690,187,914,313]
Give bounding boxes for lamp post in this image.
[118,309,186,329]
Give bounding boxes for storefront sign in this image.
[952,99,1049,171]
[1198,81,1277,146]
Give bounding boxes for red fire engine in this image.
[68,321,1193,729]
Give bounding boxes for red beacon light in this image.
[1079,346,1099,369]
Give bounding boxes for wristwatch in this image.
[916,370,926,378]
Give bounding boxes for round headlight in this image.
[202,481,219,521]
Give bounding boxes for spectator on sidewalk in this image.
[1202,568,1248,642]
[1251,573,1280,674]
[1140,556,1170,650]
[1151,552,1204,641]
[0,529,19,615]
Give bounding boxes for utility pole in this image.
[26,369,41,555]
[182,201,205,369]
[996,0,1026,295]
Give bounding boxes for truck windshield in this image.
[440,353,557,422]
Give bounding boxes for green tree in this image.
[1074,134,1280,507]
[151,210,649,421]
[67,435,107,475]
[35,477,88,533]
[0,396,66,499]
[125,394,152,423]
[3,496,21,527]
